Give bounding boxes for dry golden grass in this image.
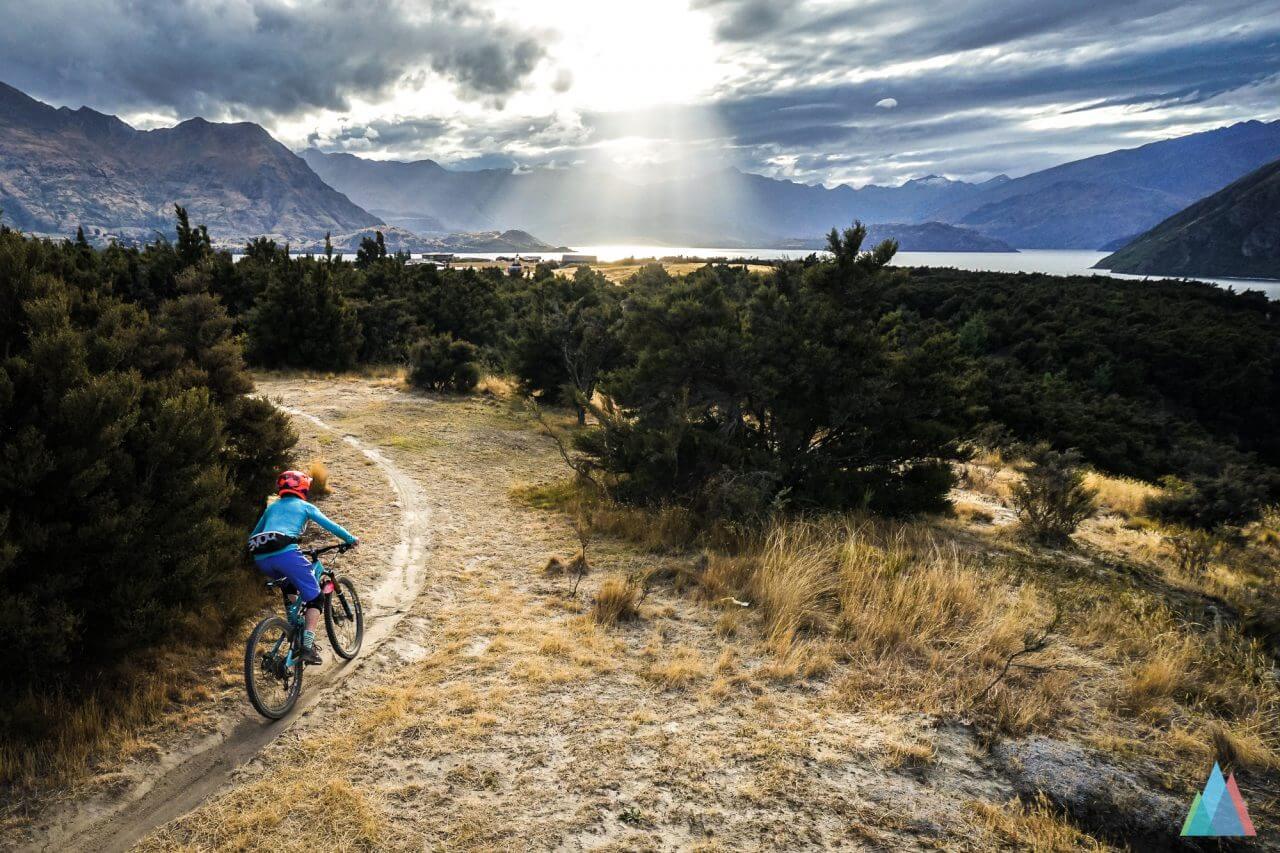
[553,259,775,284]
[1116,639,1193,716]
[1082,471,1164,518]
[967,794,1110,852]
[475,373,519,399]
[641,645,708,688]
[307,460,331,497]
[144,763,387,852]
[1206,719,1279,772]
[953,500,996,524]
[0,604,251,790]
[704,519,1061,729]
[881,734,937,770]
[591,575,642,626]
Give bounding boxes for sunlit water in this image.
[558,246,1279,299]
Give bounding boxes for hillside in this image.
[0,82,379,242]
[289,227,566,254]
[302,148,1012,246]
[304,121,1280,250]
[780,221,1016,252]
[942,120,1280,248]
[1096,157,1280,279]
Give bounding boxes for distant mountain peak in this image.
[906,174,957,187]
[0,80,379,240]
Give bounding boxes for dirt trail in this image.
[127,377,1025,851]
[21,387,432,853]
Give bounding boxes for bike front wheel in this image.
[244,615,303,719]
[325,576,364,660]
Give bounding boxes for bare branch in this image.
[970,607,1062,705]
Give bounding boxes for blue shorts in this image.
[255,549,321,604]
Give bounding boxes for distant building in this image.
[561,253,597,264]
[407,252,454,268]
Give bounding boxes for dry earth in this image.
[116,375,1058,851]
[19,374,1260,851]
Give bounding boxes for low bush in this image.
[1144,465,1278,530]
[591,575,643,626]
[0,223,296,783]
[408,333,481,393]
[1011,447,1098,543]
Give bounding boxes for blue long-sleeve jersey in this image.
[250,495,356,558]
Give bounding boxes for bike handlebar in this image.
[301,541,356,559]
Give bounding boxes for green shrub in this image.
[1143,465,1277,531]
[508,266,623,422]
[585,223,971,517]
[246,257,362,370]
[1010,446,1098,543]
[0,225,296,695]
[408,333,481,393]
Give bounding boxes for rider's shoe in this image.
[299,644,323,665]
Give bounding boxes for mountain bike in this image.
[243,541,365,719]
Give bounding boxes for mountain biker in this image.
[248,470,358,665]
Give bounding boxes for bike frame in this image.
[268,550,339,667]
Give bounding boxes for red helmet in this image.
[276,470,313,500]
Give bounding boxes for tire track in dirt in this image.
[28,403,431,853]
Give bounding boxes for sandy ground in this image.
[11,379,428,852]
[17,374,1278,850]
[80,374,1044,852]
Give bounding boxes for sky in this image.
[2,0,1279,187]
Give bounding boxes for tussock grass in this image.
[308,460,331,497]
[0,600,255,790]
[704,519,1059,729]
[1082,471,1163,518]
[641,646,708,688]
[967,794,1110,852]
[592,576,642,626]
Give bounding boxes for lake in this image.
[555,245,1280,299]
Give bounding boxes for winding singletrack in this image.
[30,404,431,853]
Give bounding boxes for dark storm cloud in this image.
[684,0,1280,182]
[691,0,795,41]
[0,0,545,119]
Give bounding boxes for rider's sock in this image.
[302,629,316,649]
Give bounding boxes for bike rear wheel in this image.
[244,615,303,719]
[325,576,364,659]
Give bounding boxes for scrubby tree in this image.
[354,230,387,268]
[247,257,362,369]
[1144,464,1278,531]
[1010,446,1098,543]
[510,266,623,423]
[408,332,481,393]
[583,223,971,517]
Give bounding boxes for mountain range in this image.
[303,121,1280,249]
[4,79,1280,257]
[0,81,376,242]
[1096,157,1280,279]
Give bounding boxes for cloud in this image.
[3,0,1278,186]
[691,0,796,41]
[0,0,546,119]
[687,0,1280,184]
